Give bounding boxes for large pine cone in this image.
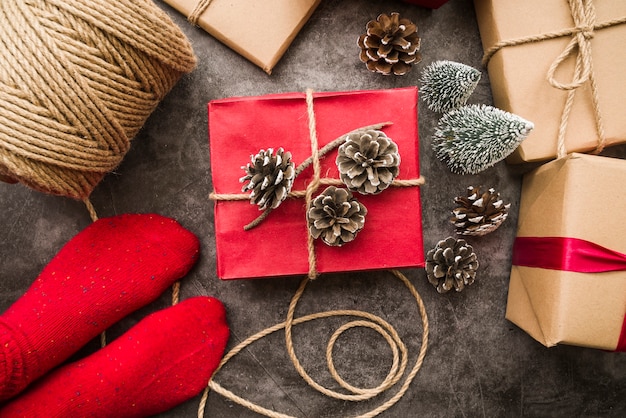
[240,148,295,210]
[451,186,510,236]
[425,237,478,293]
[357,12,422,76]
[336,129,400,195]
[307,186,367,246]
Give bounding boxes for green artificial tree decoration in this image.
[432,104,534,175]
[420,60,481,113]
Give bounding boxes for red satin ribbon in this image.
[512,236,626,352]
[513,237,626,272]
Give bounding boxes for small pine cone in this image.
[307,186,367,247]
[357,12,422,76]
[425,237,479,293]
[240,148,295,210]
[336,129,400,195]
[451,186,510,236]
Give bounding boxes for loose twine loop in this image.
[0,0,196,200]
[199,269,429,418]
[210,88,426,280]
[203,90,428,416]
[481,0,626,159]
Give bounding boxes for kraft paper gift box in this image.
[163,0,320,74]
[208,87,424,280]
[507,153,626,351]
[473,0,626,163]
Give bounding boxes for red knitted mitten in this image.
[0,296,229,417]
[0,213,200,402]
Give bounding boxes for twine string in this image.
[188,0,213,26]
[210,177,425,203]
[80,197,111,348]
[481,0,625,158]
[303,88,321,279]
[199,269,429,418]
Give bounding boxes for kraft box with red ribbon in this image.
[207,87,424,280]
[507,153,626,351]
[474,0,626,163]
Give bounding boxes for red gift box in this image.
[208,87,424,280]
[401,0,449,9]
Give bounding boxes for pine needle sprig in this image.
[432,104,534,174]
[420,60,481,113]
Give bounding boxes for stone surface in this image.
[1,0,625,417]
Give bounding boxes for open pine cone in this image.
[451,186,510,236]
[336,129,400,195]
[425,237,479,293]
[357,12,422,75]
[240,148,295,210]
[307,186,367,246]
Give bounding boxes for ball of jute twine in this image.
[0,0,197,201]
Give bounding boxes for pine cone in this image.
[451,186,510,236]
[336,129,400,195]
[307,186,367,246]
[425,237,479,293]
[240,148,295,210]
[357,12,422,76]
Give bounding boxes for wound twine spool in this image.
[0,0,197,201]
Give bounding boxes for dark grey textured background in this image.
[1,0,625,416]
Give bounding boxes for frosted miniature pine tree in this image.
[433,104,534,175]
[420,60,482,113]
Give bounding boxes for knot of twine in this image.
[199,269,429,418]
[0,0,197,199]
[482,0,626,159]
[210,88,425,280]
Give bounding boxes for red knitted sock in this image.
[0,213,200,402]
[0,296,229,418]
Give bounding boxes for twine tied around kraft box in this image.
[164,0,321,74]
[207,87,425,280]
[475,0,626,163]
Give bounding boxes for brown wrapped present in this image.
[163,0,320,74]
[508,153,626,351]
[474,0,626,162]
